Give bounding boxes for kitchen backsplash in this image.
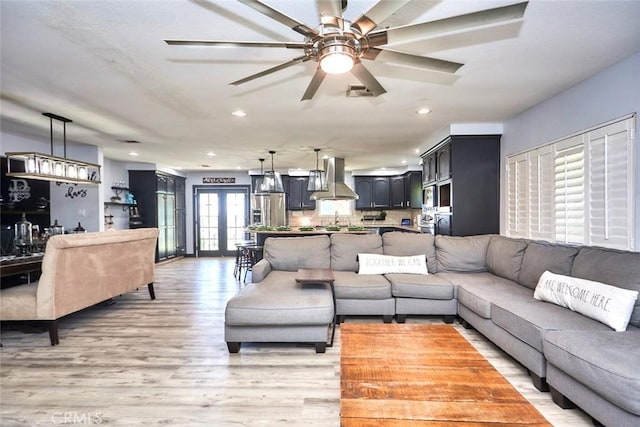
[287,208,421,227]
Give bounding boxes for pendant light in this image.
[253,158,266,194]
[5,112,101,184]
[307,148,328,192]
[261,150,284,193]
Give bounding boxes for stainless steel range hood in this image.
[310,157,359,201]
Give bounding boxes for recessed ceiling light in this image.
[236,165,241,169]
[401,160,408,164]
[414,148,421,154]
[207,152,216,157]
[201,164,210,168]
[129,152,139,156]
[416,107,431,115]
[232,110,247,117]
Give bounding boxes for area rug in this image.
[340,323,551,426]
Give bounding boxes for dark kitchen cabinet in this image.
[404,171,423,208]
[283,176,316,211]
[422,152,437,185]
[422,135,500,236]
[355,177,390,210]
[128,170,186,262]
[390,176,405,208]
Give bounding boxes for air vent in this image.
[120,140,141,144]
[346,84,375,97]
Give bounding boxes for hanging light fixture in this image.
[261,150,284,193]
[253,158,267,194]
[5,112,101,184]
[307,148,328,192]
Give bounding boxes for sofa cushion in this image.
[382,231,437,273]
[485,235,528,282]
[435,235,491,272]
[225,271,334,325]
[386,273,454,300]
[534,271,638,331]
[571,246,640,328]
[544,329,640,416]
[491,298,612,352]
[518,241,579,290]
[332,271,391,300]
[264,235,330,271]
[331,233,382,271]
[441,272,532,319]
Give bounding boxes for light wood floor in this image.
[1,257,592,426]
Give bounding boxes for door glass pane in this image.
[198,193,219,251]
[226,192,246,251]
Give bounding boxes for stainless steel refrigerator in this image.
[250,193,287,227]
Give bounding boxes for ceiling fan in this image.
[165,0,528,101]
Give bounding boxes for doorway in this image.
[194,186,250,257]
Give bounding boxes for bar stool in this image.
[233,240,255,279]
[237,244,263,283]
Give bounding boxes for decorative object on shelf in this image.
[307,148,328,192]
[50,219,65,235]
[14,213,33,255]
[5,113,101,185]
[261,151,284,193]
[72,222,86,233]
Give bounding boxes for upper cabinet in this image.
[283,176,316,211]
[390,176,405,208]
[422,152,437,185]
[436,145,451,182]
[404,171,423,208]
[355,176,390,210]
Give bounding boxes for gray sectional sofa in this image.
[224,232,640,427]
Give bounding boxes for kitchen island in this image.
[248,228,372,246]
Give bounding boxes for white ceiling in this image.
[2,0,640,173]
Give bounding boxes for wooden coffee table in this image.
[295,268,336,347]
[341,323,551,426]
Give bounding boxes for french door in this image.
[194,186,250,257]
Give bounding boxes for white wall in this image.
[500,51,640,246]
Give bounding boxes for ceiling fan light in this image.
[320,45,354,74]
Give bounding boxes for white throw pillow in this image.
[534,271,639,331]
[358,253,428,275]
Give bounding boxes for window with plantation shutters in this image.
[587,119,634,249]
[505,114,635,250]
[554,137,585,244]
[506,153,528,238]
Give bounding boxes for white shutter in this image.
[507,153,528,238]
[587,118,635,249]
[528,146,554,240]
[554,136,585,244]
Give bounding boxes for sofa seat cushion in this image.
[445,272,533,319]
[544,329,640,415]
[0,282,38,319]
[385,273,454,300]
[491,298,611,352]
[333,271,391,300]
[225,271,333,326]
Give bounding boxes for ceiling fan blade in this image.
[301,68,327,101]
[238,0,318,38]
[350,61,386,97]
[351,0,411,37]
[316,0,344,18]
[372,1,528,46]
[230,55,311,86]
[165,40,306,49]
[363,48,463,74]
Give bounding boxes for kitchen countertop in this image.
[247,224,421,235]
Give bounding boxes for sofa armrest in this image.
[251,259,272,283]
